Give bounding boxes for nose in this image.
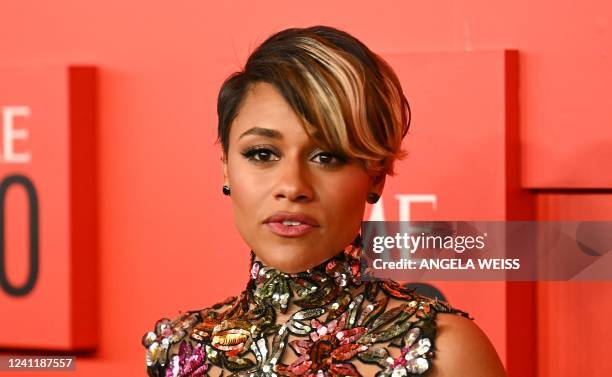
[273,157,315,203]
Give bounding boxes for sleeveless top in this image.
[141,235,472,377]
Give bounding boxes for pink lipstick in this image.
[263,211,319,237]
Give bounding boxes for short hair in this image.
[216,25,411,177]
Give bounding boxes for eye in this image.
[311,151,345,166]
[241,146,280,163]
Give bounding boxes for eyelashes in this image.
[241,146,279,163]
[240,145,346,167]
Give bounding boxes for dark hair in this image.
[216,25,411,176]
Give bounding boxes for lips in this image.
[264,212,319,226]
[263,211,320,237]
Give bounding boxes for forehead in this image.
[230,82,306,140]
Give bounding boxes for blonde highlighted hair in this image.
[217,25,411,177]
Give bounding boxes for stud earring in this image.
[367,192,380,204]
[222,185,231,196]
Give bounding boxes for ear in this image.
[222,153,229,185]
[370,173,386,196]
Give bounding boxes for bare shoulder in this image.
[428,313,507,377]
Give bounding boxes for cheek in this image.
[322,172,370,222]
[227,162,265,228]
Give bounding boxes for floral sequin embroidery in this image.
[142,235,471,377]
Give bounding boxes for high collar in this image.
[245,234,364,314]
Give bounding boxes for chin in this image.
[255,242,320,273]
[261,249,309,273]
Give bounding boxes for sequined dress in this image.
[142,235,472,377]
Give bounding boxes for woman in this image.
[142,26,506,377]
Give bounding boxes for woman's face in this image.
[223,82,384,273]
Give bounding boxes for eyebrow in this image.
[238,127,282,140]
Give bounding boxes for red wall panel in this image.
[536,193,612,377]
[0,66,97,350]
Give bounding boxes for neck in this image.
[245,234,363,315]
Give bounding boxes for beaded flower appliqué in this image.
[142,236,471,376]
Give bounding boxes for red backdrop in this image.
[1,1,611,376]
